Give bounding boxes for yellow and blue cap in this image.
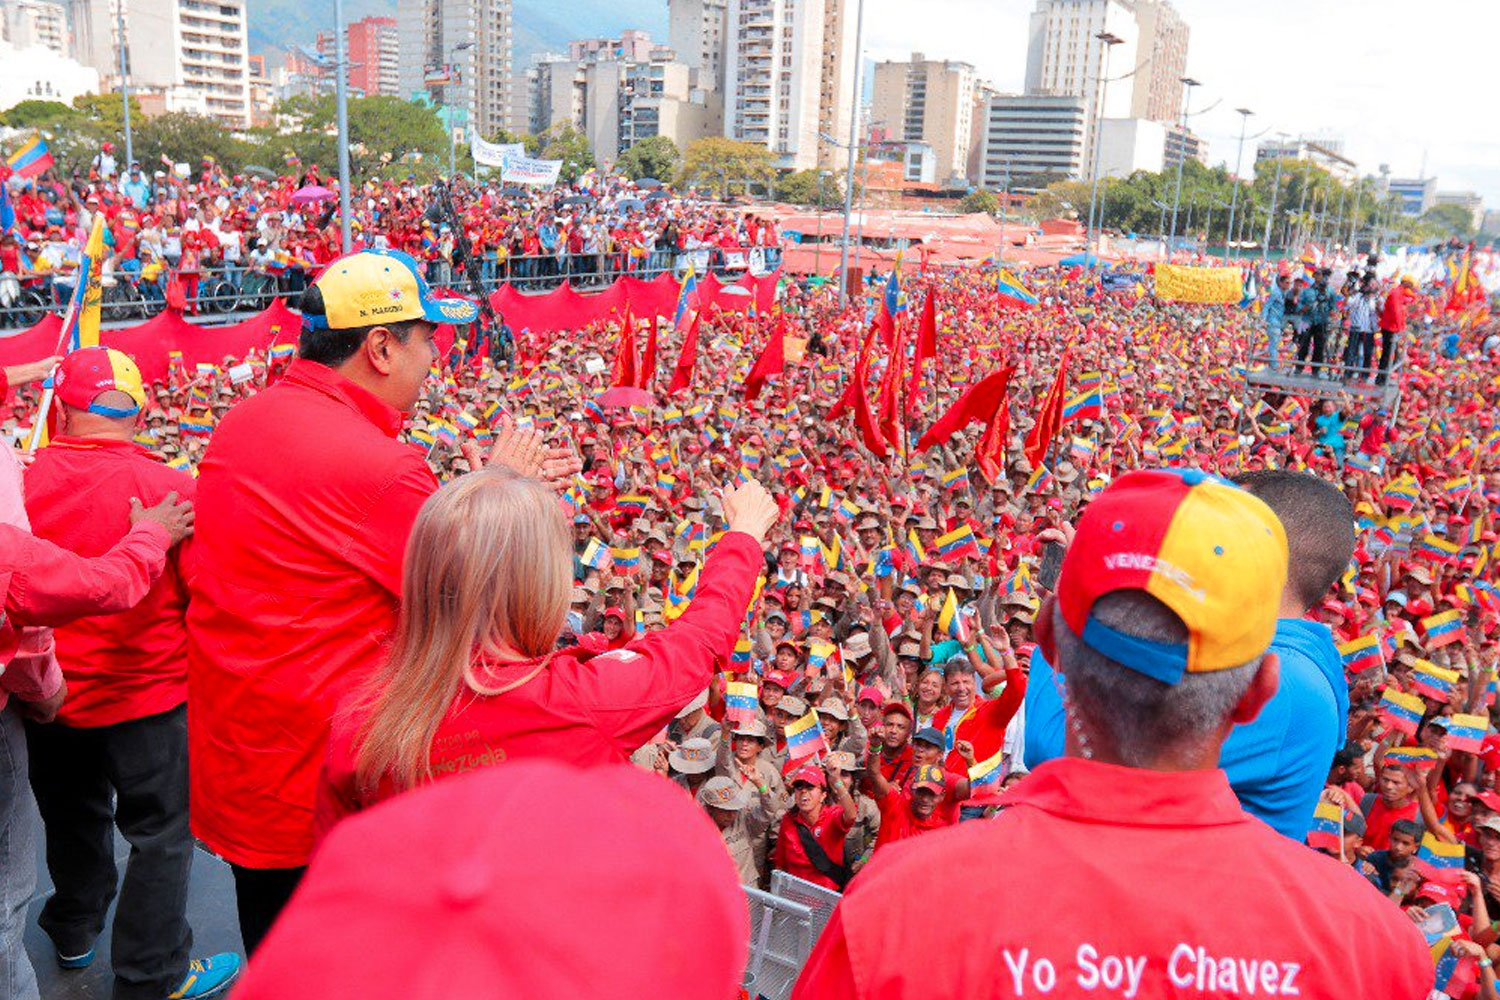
[1057,469,1288,684]
[55,347,146,417]
[305,249,478,332]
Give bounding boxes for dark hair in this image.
[1390,819,1421,840]
[944,658,977,678]
[1232,470,1354,612]
[297,284,417,367]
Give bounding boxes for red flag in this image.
[852,369,888,458]
[875,300,896,349]
[743,316,785,401]
[828,321,881,421]
[611,306,638,388]
[1025,352,1070,469]
[638,315,660,389]
[876,327,906,451]
[975,370,1013,485]
[666,310,701,395]
[915,365,1015,450]
[906,289,937,416]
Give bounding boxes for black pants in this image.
[1295,322,1328,373]
[1377,327,1400,383]
[229,864,305,956]
[1344,328,1375,374]
[25,705,192,1000]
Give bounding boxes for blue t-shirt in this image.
[1023,618,1348,841]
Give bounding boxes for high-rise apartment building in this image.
[71,0,251,128]
[668,0,726,92]
[870,53,975,183]
[397,0,515,138]
[1128,0,1186,122]
[2,0,66,54]
[721,0,855,171]
[347,16,398,97]
[975,92,1087,190]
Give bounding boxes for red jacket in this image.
[773,802,854,892]
[312,532,764,843]
[793,758,1432,1000]
[1379,286,1413,334]
[24,436,195,727]
[930,666,1027,774]
[1,521,172,711]
[188,360,438,868]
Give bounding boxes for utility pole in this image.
[1084,31,1123,259]
[333,0,352,251]
[1260,132,1287,261]
[836,0,866,308]
[1224,107,1252,262]
[116,0,133,167]
[1168,76,1200,248]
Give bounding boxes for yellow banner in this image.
[1153,264,1243,305]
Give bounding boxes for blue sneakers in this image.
[167,953,242,999]
[56,946,96,970]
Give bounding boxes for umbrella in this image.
[242,165,277,179]
[718,285,751,296]
[615,198,646,212]
[645,190,671,200]
[596,386,653,410]
[635,178,663,189]
[291,184,334,204]
[560,195,591,207]
[500,186,528,198]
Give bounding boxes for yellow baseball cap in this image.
[305,249,478,332]
[1057,469,1288,684]
[56,347,146,416]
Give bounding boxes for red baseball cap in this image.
[856,685,885,707]
[789,765,826,788]
[55,347,146,416]
[763,667,798,690]
[234,762,748,1000]
[1056,469,1288,684]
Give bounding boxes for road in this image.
[23,812,245,999]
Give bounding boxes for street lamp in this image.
[836,0,866,308]
[447,41,475,179]
[1083,31,1124,259]
[116,1,134,169]
[1224,106,1252,261]
[1168,76,1200,249]
[1261,131,1287,261]
[333,0,352,251]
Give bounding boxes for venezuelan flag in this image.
[1445,713,1488,753]
[674,263,699,329]
[905,528,927,565]
[1421,610,1464,649]
[725,679,758,722]
[56,216,107,352]
[179,414,214,437]
[1338,634,1383,674]
[1417,535,1461,565]
[1381,477,1420,511]
[615,494,650,517]
[933,525,979,561]
[1443,477,1471,501]
[941,467,970,491]
[938,588,969,642]
[807,641,839,675]
[967,750,1006,793]
[995,269,1038,307]
[1069,437,1097,464]
[268,343,295,361]
[1061,390,1103,423]
[6,133,54,178]
[1305,800,1343,852]
[1378,689,1425,736]
[408,428,435,448]
[1026,465,1054,494]
[580,538,612,570]
[610,546,642,575]
[1412,659,1460,700]
[1415,833,1466,884]
[784,711,828,761]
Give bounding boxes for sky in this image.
[861,0,1500,209]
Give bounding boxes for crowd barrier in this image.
[0,269,781,385]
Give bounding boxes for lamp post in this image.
[996,159,1011,267]
[1224,106,1252,263]
[836,0,866,308]
[333,0,352,251]
[1083,31,1123,259]
[1260,131,1287,261]
[116,0,133,168]
[1167,76,1199,249]
[447,41,474,179]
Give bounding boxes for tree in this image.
[774,169,842,207]
[958,190,999,215]
[1421,203,1477,240]
[0,100,76,129]
[135,112,257,175]
[537,122,595,184]
[616,135,680,182]
[678,138,775,199]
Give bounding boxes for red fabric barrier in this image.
[0,271,780,384]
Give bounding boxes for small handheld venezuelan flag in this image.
[1338,634,1384,674]
[1383,745,1440,770]
[1414,833,1466,884]
[783,711,827,762]
[1412,659,1460,701]
[725,680,758,723]
[1421,610,1464,649]
[1305,800,1343,852]
[1378,689,1425,737]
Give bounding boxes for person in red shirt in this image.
[773,762,857,892]
[188,249,574,953]
[312,474,779,838]
[929,657,1026,775]
[871,701,915,789]
[1376,276,1416,385]
[869,762,953,851]
[22,347,238,998]
[1364,763,1421,851]
[795,469,1432,999]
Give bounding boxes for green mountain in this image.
[249,0,668,76]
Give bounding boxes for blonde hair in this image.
[352,467,572,795]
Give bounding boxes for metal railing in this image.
[0,247,784,330]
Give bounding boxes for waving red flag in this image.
[915,365,1015,451]
[743,315,786,401]
[828,321,881,421]
[666,310,701,395]
[906,289,938,416]
[876,327,907,453]
[1024,351,1070,469]
[611,305,637,388]
[975,370,1014,485]
[638,315,660,389]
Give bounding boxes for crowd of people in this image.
[1,155,1499,1000]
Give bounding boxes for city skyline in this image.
[861,0,1500,206]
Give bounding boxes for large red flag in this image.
[666,310,701,395]
[743,315,785,401]
[638,315,660,389]
[915,365,1015,450]
[975,371,1014,485]
[852,370,888,458]
[611,305,637,388]
[876,327,906,452]
[906,289,938,416]
[1025,352,1070,469]
[828,321,881,421]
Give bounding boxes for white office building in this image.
[975,92,1088,189]
[2,0,66,54]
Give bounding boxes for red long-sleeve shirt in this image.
[188,359,438,868]
[312,531,764,844]
[931,665,1027,774]
[24,436,195,727]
